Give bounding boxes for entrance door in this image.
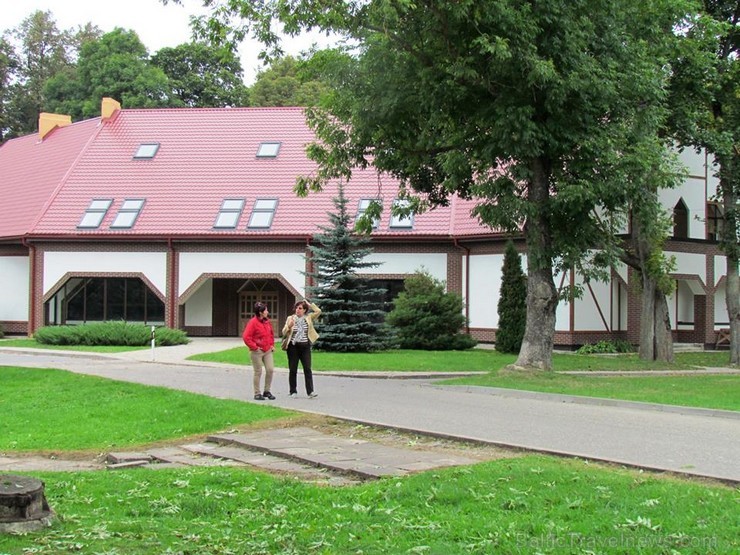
[239,291,279,336]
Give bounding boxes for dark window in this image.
[45,277,164,326]
[673,199,688,239]
[706,202,724,241]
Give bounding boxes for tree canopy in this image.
[151,42,249,107]
[189,0,695,370]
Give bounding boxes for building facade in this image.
[0,99,730,348]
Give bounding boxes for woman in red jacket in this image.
[242,302,276,400]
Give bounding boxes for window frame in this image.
[356,198,381,230]
[78,198,113,229]
[389,199,414,229]
[247,198,278,229]
[256,142,281,158]
[133,143,160,159]
[214,198,246,229]
[110,198,145,229]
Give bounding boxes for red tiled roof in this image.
[3,106,499,240]
[0,118,100,239]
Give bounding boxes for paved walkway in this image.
[1,339,738,484]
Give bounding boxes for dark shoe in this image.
[263,391,276,400]
[254,394,265,400]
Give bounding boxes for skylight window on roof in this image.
[248,198,278,229]
[257,142,281,157]
[78,199,113,229]
[134,143,160,159]
[214,198,245,228]
[390,199,414,229]
[110,199,145,228]
[356,199,380,229]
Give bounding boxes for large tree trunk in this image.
[654,289,674,363]
[726,262,739,365]
[512,158,558,371]
[632,211,674,362]
[638,275,657,360]
[721,172,739,365]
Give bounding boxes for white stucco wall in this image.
[43,252,167,296]
[365,253,447,281]
[0,256,30,320]
[179,252,306,295]
[678,147,707,178]
[714,255,734,287]
[184,278,213,326]
[572,277,611,331]
[468,254,504,329]
[714,283,728,327]
[672,252,706,282]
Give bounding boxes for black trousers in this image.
[287,342,314,394]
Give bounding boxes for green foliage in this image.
[249,55,328,107]
[151,42,250,107]
[33,321,189,347]
[386,269,476,350]
[0,323,4,339]
[576,340,636,355]
[1,10,89,138]
[305,183,396,352]
[219,0,696,370]
[496,242,526,353]
[44,28,174,119]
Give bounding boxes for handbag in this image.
[280,331,293,351]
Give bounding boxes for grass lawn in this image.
[0,366,288,452]
[443,372,740,411]
[0,367,736,554]
[1,460,736,554]
[189,345,736,372]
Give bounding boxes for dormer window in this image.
[214,198,245,229]
[257,142,281,157]
[111,199,145,228]
[134,143,160,159]
[390,199,414,229]
[356,199,380,229]
[78,199,113,229]
[248,198,278,229]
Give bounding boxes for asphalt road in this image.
[2,348,738,484]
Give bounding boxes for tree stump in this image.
[0,475,54,533]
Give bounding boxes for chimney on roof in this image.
[38,112,71,140]
[101,97,121,120]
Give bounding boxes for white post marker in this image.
[150,326,156,361]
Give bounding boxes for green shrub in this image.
[34,322,189,347]
[386,269,477,350]
[496,241,526,354]
[576,339,634,354]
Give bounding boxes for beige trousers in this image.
[250,349,275,395]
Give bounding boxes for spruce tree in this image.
[387,269,477,350]
[305,183,395,352]
[496,241,527,353]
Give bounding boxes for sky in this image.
[1,0,335,85]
